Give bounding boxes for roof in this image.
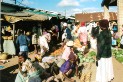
[75,12,117,22]
[101,0,117,6]
[1,2,35,10]
[23,9,65,18]
[2,11,48,23]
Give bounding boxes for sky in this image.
[3,0,117,16]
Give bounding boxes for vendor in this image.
[60,53,78,82]
[15,52,45,82]
[3,26,16,56]
[62,40,77,61]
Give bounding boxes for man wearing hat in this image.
[62,23,72,43]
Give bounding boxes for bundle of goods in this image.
[50,47,64,56]
[74,39,82,48]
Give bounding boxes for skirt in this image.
[3,40,16,55]
[96,57,114,82]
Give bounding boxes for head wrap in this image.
[99,19,109,28]
[81,22,85,27]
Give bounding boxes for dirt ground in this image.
[0,53,123,82]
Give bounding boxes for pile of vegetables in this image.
[112,49,123,63]
[77,51,96,63]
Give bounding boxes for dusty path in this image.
[90,57,123,82]
[0,54,123,82]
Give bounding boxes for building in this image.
[75,12,117,22]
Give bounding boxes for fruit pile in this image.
[50,47,64,56]
[74,39,82,48]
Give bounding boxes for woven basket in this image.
[8,36,13,40]
[0,53,8,60]
[3,36,8,40]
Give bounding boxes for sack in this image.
[50,62,59,75]
[56,59,65,67]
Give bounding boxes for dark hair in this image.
[19,29,24,34]
[75,22,80,26]
[18,52,28,60]
[99,19,109,28]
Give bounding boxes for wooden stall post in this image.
[117,0,123,36]
[103,5,110,20]
[12,23,15,41]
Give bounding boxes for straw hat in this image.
[0,53,8,60]
[66,40,74,47]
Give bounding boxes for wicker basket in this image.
[0,53,8,60]
[3,36,8,40]
[8,36,13,40]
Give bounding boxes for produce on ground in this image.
[112,48,123,63]
[50,47,64,56]
[74,39,82,48]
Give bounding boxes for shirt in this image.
[78,26,88,45]
[16,34,30,46]
[39,35,49,54]
[62,46,76,61]
[65,28,72,39]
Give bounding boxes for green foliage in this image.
[116,57,123,63]
[77,51,95,63]
[112,49,123,63]
[88,51,96,57]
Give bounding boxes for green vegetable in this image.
[88,51,96,57]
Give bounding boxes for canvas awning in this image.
[3,14,48,23]
[4,15,22,23]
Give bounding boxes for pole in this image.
[12,23,15,41]
[103,5,109,20]
[15,0,16,4]
[117,0,123,36]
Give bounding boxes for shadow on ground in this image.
[0,64,18,82]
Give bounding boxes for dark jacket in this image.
[97,29,112,59]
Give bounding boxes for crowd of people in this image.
[1,19,123,82]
